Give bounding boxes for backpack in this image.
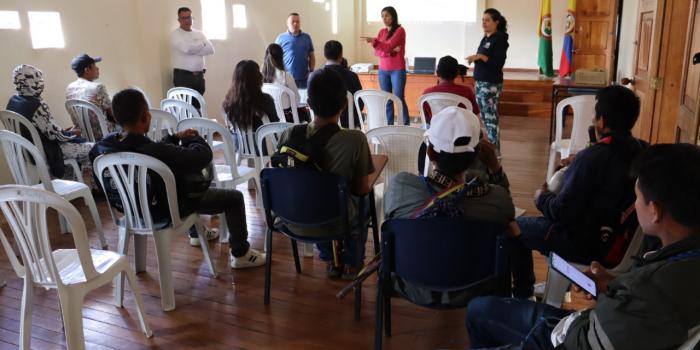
[271,123,341,170]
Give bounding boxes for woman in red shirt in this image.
[363,6,409,126]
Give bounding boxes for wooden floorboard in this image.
[0,115,593,349]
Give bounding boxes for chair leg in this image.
[19,277,33,350]
[152,231,176,311]
[83,193,108,249]
[384,293,392,337]
[546,145,558,181]
[354,239,363,321]
[123,265,153,338]
[195,222,218,278]
[291,240,301,273]
[369,191,380,255]
[134,234,147,273]
[264,228,273,305]
[253,159,263,208]
[218,214,229,243]
[115,227,132,307]
[374,279,383,350]
[57,289,87,350]
[58,212,69,234]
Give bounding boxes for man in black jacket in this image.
[510,86,647,297]
[466,143,700,350]
[322,40,363,129]
[90,89,264,269]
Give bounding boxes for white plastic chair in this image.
[160,98,202,122]
[255,122,294,167]
[418,92,472,128]
[0,110,84,183]
[65,99,110,142]
[93,152,217,311]
[166,87,207,118]
[177,118,258,242]
[0,185,152,350]
[366,126,426,227]
[262,83,302,124]
[224,113,270,207]
[679,325,700,350]
[0,130,107,249]
[343,91,356,129]
[147,109,178,140]
[354,90,403,132]
[547,95,596,181]
[542,226,646,307]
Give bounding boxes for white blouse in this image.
[272,68,301,109]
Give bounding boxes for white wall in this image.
[616,0,639,82]
[357,0,568,70]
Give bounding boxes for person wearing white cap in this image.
[66,53,118,140]
[383,106,532,304]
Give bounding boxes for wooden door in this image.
[625,0,663,140]
[677,0,700,144]
[573,0,619,83]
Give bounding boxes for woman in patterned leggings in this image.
[468,8,509,155]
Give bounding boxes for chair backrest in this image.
[679,324,700,350]
[354,89,403,132]
[366,126,425,186]
[418,92,471,128]
[260,167,349,238]
[130,86,153,109]
[160,98,202,122]
[0,110,46,159]
[93,152,183,232]
[344,91,355,129]
[148,109,178,140]
[177,118,239,179]
[381,218,506,292]
[65,99,110,142]
[555,95,596,154]
[256,122,294,167]
[223,111,269,158]
[0,130,54,191]
[0,185,97,287]
[166,87,207,117]
[262,83,300,124]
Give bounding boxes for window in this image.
[366,0,477,23]
[325,2,330,11]
[201,0,226,40]
[27,12,64,49]
[232,4,247,29]
[0,11,20,30]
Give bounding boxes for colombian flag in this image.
[537,0,554,77]
[559,0,576,77]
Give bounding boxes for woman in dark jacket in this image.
[468,8,509,155]
[222,60,279,132]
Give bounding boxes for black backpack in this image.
[271,124,340,170]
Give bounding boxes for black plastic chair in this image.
[375,218,509,350]
[260,167,370,320]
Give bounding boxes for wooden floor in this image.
[0,116,592,349]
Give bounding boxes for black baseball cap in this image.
[70,53,102,75]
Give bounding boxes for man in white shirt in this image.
[170,7,214,103]
[66,53,117,140]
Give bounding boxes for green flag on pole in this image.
[538,0,554,77]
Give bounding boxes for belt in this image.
[174,68,206,75]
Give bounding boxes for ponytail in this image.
[484,8,507,33]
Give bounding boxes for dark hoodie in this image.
[89,132,212,222]
[474,30,509,84]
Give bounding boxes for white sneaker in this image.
[230,248,266,269]
[189,227,219,246]
[302,242,315,257]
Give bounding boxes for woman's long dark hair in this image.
[222,60,264,130]
[381,6,400,39]
[484,8,507,33]
[262,43,285,84]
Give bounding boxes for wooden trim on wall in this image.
[652,0,692,143]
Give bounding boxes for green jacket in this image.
[562,233,700,350]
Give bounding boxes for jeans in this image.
[466,296,571,350]
[378,69,410,125]
[185,188,250,257]
[295,78,308,89]
[507,216,554,299]
[317,195,370,266]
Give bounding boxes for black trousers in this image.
[173,69,205,109]
[185,188,250,257]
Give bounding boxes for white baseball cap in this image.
[424,106,481,153]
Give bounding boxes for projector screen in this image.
[366,0,477,23]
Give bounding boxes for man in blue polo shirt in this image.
[275,13,315,89]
